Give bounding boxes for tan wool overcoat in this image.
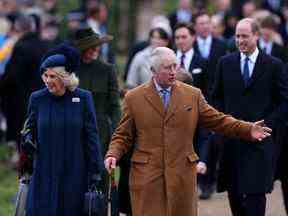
[106,80,253,216]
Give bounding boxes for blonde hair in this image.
[52,67,79,91]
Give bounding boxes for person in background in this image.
[126,27,171,89]
[259,15,287,63]
[194,12,227,200]
[168,0,194,31]
[65,10,85,41]
[40,17,61,44]
[74,27,121,212]
[241,1,257,18]
[123,15,171,82]
[0,15,52,147]
[21,43,103,216]
[211,15,226,40]
[174,22,207,96]
[105,46,272,216]
[279,5,288,46]
[86,1,114,63]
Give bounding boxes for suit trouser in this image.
[228,192,266,216]
[198,134,221,193]
[281,179,288,214]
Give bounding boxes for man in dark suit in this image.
[194,12,227,101]
[168,0,194,31]
[193,12,228,200]
[259,15,288,63]
[212,18,288,216]
[279,5,288,46]
[174,22,208,96]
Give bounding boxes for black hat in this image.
[40,42,80,74]
[74,27,113,52]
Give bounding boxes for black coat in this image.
[194,37,227,99]
[168,10,194,31]
[279,24,288,46]
[259,42,288,63]
[212,51,288,194]
[186,52,208,97]
[0,33,52,142]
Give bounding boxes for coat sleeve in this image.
[264,61,288,127]
[83,92,104,174]
[198,89,253,140]
[20,93,37,176]
[107,65,121,130]
[105,95,136,161]
[210,58,224,110]
[21,94,37,153]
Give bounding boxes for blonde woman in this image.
[20,44,103,216]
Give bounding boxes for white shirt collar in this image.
[197,34,212,45]
[176,47,194,58]
[259,38,272,52]
[240,47,259,64]
[153,78,172,93]
[176,48,194,71]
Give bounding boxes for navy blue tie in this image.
[243,57,250,86]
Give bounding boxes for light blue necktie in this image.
[160,89,170,110]
[243,57,250,86]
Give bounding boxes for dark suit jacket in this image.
[168,10,194,31]
[279,24,288,46]
[194,37,227,99]
[187,52,208,97]
[259,41,288,63]
[212,51,288,194]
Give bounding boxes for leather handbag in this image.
[14,175,30,216]
[84,184,105,216]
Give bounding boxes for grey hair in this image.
[149,47,176,73]
[52,67,79,91]
[238,18,260,34]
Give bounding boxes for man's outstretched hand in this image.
[251,120,272,141]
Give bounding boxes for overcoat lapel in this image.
[246,52,265,88]
[144,81,165,117]
[233,53,246,90]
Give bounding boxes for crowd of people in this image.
[0,0,288,216]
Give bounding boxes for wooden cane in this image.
[107,170,115,216]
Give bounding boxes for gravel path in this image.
[198,181,286,216]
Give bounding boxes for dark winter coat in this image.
[23,88,103,216]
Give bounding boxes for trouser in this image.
[228,192,266,216]
[198,134,221,194]
[281,179,288,214]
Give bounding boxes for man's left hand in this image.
[250,120,272,141]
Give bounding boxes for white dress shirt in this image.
[259,38,272,55]
[176,48,194,72]
[240,48,259,78]
[197,35,212,59]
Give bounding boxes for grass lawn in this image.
[0,144,18,215]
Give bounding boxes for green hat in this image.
[74,27,113,52]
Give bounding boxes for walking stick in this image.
[107,170,116,216]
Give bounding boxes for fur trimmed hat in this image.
[40,42,80,74]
